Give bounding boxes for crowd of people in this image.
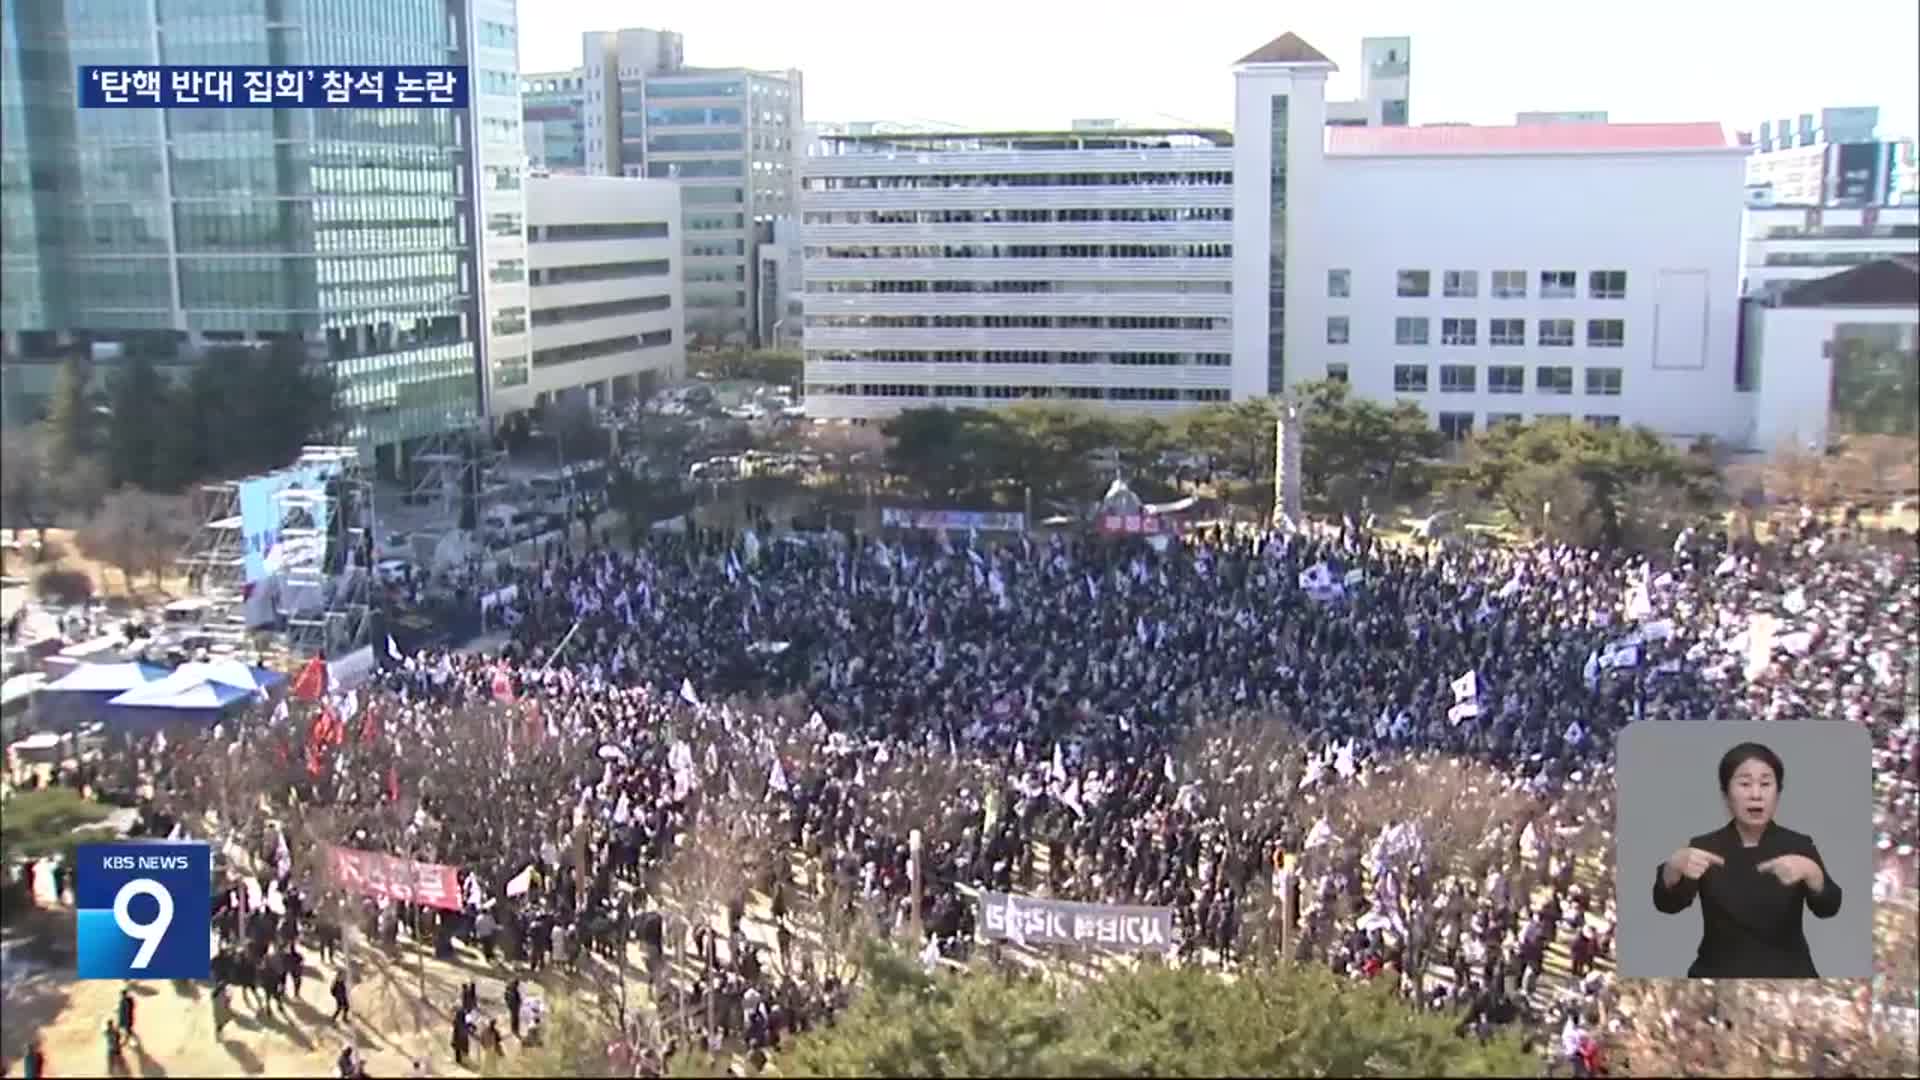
[131,507,1916,1074]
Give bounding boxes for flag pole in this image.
[539,620,583,674]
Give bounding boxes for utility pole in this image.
[908,829,925,944]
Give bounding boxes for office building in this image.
[579,27,686,177]
[523,70,589,172]
[0,0,527,467]
[1324,36,1410,127]
[758,217,804,351]
[1741,204,1919,299]
[467,0,532,426]
[513,176,684,415]
[1737,106,1916,207]
[800,129,1234,420]
[1233,32,1750,445]
[556,28,802,347]
[629,65,803,347]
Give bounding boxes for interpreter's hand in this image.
[1756,853,1824,892]
[1664,847,1724,885]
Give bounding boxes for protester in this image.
[140,511,1914,1065]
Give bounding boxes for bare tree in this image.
[1170,710,1306,840]
[76,488,195,592]
[1,427,69,558]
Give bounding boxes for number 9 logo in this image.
[113,878,174,970]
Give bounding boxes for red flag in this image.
[386,765,401,804]
[359,701,381,746]
[492,666,515,704]
[523,699,543,743]
[291,656,328,702]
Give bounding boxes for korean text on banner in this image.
[327,846,462,911]
[976,890,1174,952]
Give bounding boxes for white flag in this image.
[506,865,534,897]
[1451,670,1478,703]
[1782,587,1808,616]
[1049,743,1068,786]
[1448,700,1481,725]
[1333,740,1356,780]
[680,678,702,707]
[767,758,790,796]
[1625,584,1653,622]
[386,634,404,662]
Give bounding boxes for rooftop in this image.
[814,129,1234,152]
[1235,32,1336,67]
[1328,122,1735,156]
[1773,257,1920,308]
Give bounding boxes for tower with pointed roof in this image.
[1231,33,1337,399]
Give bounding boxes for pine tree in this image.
[105,352,170,489]
[44,351,96,465]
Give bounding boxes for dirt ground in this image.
[2,528,185,610]
[1,855,659,1080]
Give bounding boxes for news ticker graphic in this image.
[75,842,212,981]
[80,66,468,109]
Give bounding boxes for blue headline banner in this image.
[80,65,468,109]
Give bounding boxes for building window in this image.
[1540,270,1577,299]
[1586,319,1625,348]
[1443,270,1479,298]
[1393,364,1429,393]
[1538,319,1575,347]
[1396,270,1431,297]
[1328,269,1350,298]
[1395,317,1429,346]
[1536,366,1574,395]
[1492,270,1527,299]
[1326,362,1349,384]
[1589,270,1628,299]
[1585,366,1623,396]
[1490,318,1525,346]
[1488,365,1525,394]
[1487,412,1524,428]
[1441,318,1477,346]
[1440,364,1477,393]
[1536,413,1572,424]
[1586,414,1622,428]
[1326,316,1350,345]
[1438,412,1474,441]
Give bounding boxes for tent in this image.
[101,660,284,733]
[34,661,170,730]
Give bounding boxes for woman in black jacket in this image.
[1653,741,1843,978]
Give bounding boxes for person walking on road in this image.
[104,1019,127,1076]
[213,981,232,1040]
[330,970,352,1023]
[117,985,138,1044]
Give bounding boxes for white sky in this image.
[520,0,1919,139]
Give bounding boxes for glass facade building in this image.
[522,71,586,172]
[0,0,511,459]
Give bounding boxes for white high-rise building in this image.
[799,129,1234,420]
[1231,32,1751,445]
[467,0,532,416]
[498,176,685,417]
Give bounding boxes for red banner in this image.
[326,846,462,911]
